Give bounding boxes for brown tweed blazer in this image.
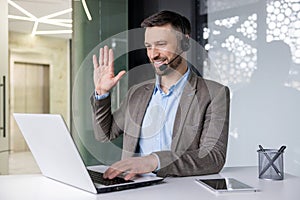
[91,71,230,177]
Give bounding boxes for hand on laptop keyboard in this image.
[87,169,133,186]
[103,155,159,180]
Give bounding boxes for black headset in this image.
[178,15,190,52]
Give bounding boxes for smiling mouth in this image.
[153,59,167,68]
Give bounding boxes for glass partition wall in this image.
[204,0,300,176]
[72,0,128,166]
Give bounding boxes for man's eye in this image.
[157,43,166,47]
[145,45,151,49]
[155,43,167,50]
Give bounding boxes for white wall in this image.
[205,0,300,176]
[9,32,70,126]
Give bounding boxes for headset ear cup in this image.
[181,37,190,52]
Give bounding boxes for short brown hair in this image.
[141,10,191,35]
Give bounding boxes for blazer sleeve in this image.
[154,85,230,177]
[90,92,125,142]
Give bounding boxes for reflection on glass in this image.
[215,16,239,28]
[267,0,300,64]
[237,13,257,40]
[206,0,300,176]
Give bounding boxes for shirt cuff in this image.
[95,91,109,100]
[150,153,161,172]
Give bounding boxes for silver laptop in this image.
[13,113,164,194]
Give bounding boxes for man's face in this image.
[144,24,182,76]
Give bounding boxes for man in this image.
[91,10,230,180]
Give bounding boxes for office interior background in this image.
[0,0,299,177]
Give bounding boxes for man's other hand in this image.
[103,154,158,180]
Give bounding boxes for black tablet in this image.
[196,178,259,193]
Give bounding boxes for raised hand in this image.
[93,45,126,95]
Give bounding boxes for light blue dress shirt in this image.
[94,91,109,100]
[139,68,190,158]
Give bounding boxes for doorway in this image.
[9,61,49,174]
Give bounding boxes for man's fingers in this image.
[103,168,111,179]
[99,47,104,66]
[108,48,114,73]
[105,169,122,179]
[104,169,122,179]
[103,161,131,179]
[114,70,126,83]
[92,55,98,69]
[103,165,123,179]
[103,156,155,180]
[97,46,114,68]
[103,45,109,66]
[124,172,136,181]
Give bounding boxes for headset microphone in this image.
[158,64,168,71]
[158,52,183,71]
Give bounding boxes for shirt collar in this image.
[154,67,190,96]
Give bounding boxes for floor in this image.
[9,151,41,174]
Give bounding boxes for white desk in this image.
[0,167,299,200]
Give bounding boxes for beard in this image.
[153,55,183,76]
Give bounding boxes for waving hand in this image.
[93,46,126,95]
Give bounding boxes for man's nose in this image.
[149,47,160,59]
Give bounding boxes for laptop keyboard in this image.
[87,169,133,186]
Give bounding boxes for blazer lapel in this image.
[126,82,154,154]
[171,72,197,150]
[136,83,155,126]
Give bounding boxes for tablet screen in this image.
[196,178,258,193]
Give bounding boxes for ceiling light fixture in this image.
[8,15,34,22]
[40,8,73,20]
[35,30,73,35]
[81,0,92,21]
[38,19,72,28]
[31,21,38,36]
[8,0,36,19]
[8,0,72,36]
